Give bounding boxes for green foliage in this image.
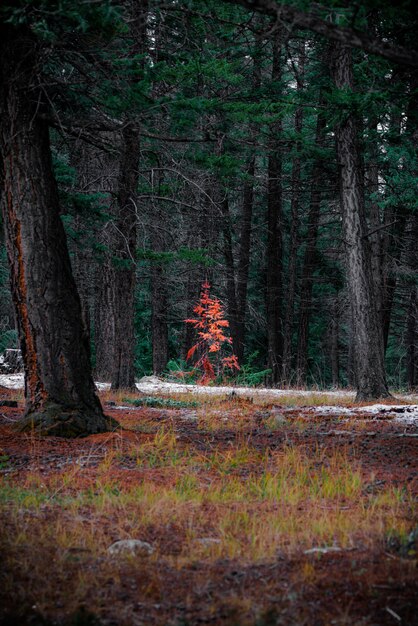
[2,0,415,393]
[2,0,123,42]
[235,352,272,387]
[0,455,10,470]
[164,359,198,382]
[0,329,18,353]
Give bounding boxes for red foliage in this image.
[185,281,239,383]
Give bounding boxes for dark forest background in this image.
[0,0,417,392]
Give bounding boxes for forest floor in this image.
[0,381,417,626]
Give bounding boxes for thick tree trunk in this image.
[333,44,390,401]
[0,25,116,436]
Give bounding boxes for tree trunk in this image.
[295,112,326,386]
[235,156,255,363]
[406,285,417,391]
[0,24,116,436]
[110,125,140,390]
[110,0,148,390]
[333,44,390,401]
[331,298,340,387]
[367,118,384,327]
[281,101,303,383]
[151,207,168,374]
[95,255,115,380]
[266,34,283,383]
[151,262,168,374]
[221,195,239,351]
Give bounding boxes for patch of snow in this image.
[309,406,353,415]
[95,382,110,391]
[311,404,418,424]
[113,405,136,410]
[133,379,355,399]
[138,375,162,384]
[0,373,24,389]
[1,372,416,425]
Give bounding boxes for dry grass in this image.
[1,439,413,563]
[0,389,416,625]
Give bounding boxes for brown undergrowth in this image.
[0,389,416,625]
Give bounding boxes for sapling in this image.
[185,281,239,383]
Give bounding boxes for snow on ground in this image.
[133,376,355,399]
[1,373,417,423]
[90,377,357,398]
[311,403,418,424]
[0,373,25,389]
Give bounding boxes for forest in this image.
[0,1,417,625]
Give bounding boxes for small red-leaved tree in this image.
[185,281,239,383]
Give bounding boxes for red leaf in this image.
[186,344,198,361]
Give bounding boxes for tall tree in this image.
[296,111,326,385]
[266,32,284,383]
[110,0,148,390]
[281,42,305,384]
[332,43,390,400]
[0,21,116,436]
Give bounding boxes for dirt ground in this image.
[0,386,417,626]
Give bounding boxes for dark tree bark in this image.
[281,107,302,384]
[110,0,148,390]
[0,24,116,436]
[234,43,261,364]
[95,255,115,380]
[221,195,239,350]
[282,43,305,383]
[266,34,284,383]
[110,124,140,390]
[332,44,390,401]
[406,285,417,391]
[151,264,168,374]
[366,118,384,329]
[330,297,340,388]
[151,206,168,374]
[295,112,326,386]
[235,156,255,363]
[71,214,92,338]
[69,139,116,381]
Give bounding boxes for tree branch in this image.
[224,0,418,68]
